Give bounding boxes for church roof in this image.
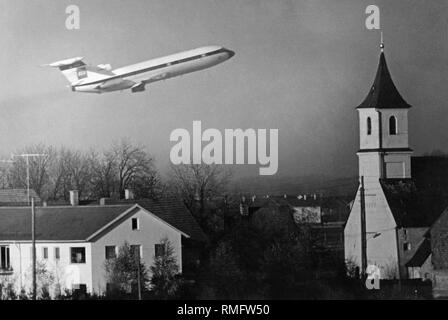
[405,238,431,267]
[357,51,412,109]
[380,157,448,228]
[380,179,448,228]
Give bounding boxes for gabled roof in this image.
[406,238,431,267]
[380,156,448,228]
[357,51,411,109]
[0,205,135,241]
[101,196,208,242]
[380,179,448,228]
[0,189,41,206]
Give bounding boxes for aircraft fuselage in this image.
[71,46,234,93]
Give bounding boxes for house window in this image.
[0,246,11,270]
[367,117,372,135]
[105,246,116,260]
[389,116,397,135]
[54,247,60,260]
[70,247,86,263]
[131,218,139,230]
[43,247,48,260]
[155,243,166,258]
[73,284,87,294]
[130,245,141,259]
[403,242,412,251]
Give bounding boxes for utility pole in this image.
[135,247,142,300]
[12,153,46,205]
[31,197,36,300]
[1,154,44,300]
[360,176,367,279]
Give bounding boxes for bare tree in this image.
[89,149,117,198]
[2,141,162,202]
[112,139,158,199]
[169,164,232,225]
[46,148,94,201]
[61,149,92,199]
[88,140,161,199]
[7,144,56,199]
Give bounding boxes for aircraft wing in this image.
[130,72,170,93]
[131,82,146,93]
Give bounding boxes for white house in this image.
[0,202,198,296]
[344,42,448,279]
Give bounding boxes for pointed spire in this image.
[356,40,412,110]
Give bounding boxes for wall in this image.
[358,109,381,150]
[0,241,93,296]
[431,210,448,269]
[383,153,412,179]
[90,207,183,295]
[397,227,428,278]
[344,180,400,278]
[358,152,382,183]
[380,109,409,149]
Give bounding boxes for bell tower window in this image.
[367,117,372,135]
[389,116,397,135]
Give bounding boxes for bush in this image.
[150,238,182,299]
[104,242,149,299]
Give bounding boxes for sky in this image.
[1,0,448,179]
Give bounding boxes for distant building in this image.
[344,43,448,280]
[242,194,351,270]
[0,193,207,297]
[0,189,41,206]
[419,207,448,297]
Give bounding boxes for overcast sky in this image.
[1,0,447,179]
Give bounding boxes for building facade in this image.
[0,204,189,296]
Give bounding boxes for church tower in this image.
[345,39,415,280]
[356,41,412,183]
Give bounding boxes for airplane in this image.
[46,46,235,93]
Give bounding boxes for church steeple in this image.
[357,41,411,110]
[356,41,413,181]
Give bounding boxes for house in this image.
[412,206,448,297]
[241,194,350,271]
[98,196,208,278]
[344,42,448,279]
[0,189,41,206]
[0,195,206,296]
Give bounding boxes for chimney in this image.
[125,189,134,200]
[69,190,79,206]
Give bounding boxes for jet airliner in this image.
[46,46,235,93]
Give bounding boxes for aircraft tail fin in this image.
[44,57,88,85]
